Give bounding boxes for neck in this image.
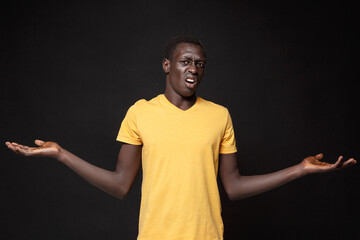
[164,90,197,111]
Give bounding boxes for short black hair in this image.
[164,36,205,60]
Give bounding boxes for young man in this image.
[6,36,356,240]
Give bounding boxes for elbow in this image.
[227,191,247,201]
[113,185,131,200]
[227,193,237,201]
[226,190,241,201]
[224,184,247,201]
[226,186,257,201]
[224,186,239,201]
[114,192,127,200]
[111,172,135,200]
[116,195,127,200]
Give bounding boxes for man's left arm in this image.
[219,153,356,201]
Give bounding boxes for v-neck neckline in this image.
[159,94,200,113]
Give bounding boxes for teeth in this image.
[186,78,195,83]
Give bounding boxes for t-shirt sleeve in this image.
[116,105,143,145]
[219,110,237,154]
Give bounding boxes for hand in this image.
[5,140,61,159]
[301,153,356,174]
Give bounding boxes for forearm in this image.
[56,148,127,199]
[227,163,307,200]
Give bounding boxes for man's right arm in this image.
[5,140,142,199]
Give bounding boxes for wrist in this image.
[55,146,67,163]
[296,162,309,177]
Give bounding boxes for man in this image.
[6,36,356,240]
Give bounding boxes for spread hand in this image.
[5,140,61,158]
[302,153,356,174]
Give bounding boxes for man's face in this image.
[163,43,206,98]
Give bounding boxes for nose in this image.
[188,62,198,75]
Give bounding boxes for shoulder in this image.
[128,95,162,112]
[198,97,230,115]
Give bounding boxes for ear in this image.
[162,58,170,74]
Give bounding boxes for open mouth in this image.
[185,78,196,84]
[185,78,197,88]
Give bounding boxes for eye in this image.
[180,60,190,65]
[196,62,205,68]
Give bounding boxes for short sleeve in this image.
[116,105,143,145]
[219,110,237,154]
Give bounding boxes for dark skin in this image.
[5,43,357,201]
[163,42,206,110]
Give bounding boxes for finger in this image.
[7,142,20,152]
[315,153,323,160]
[11,142,28,149]
[15,145,36,157]
[6,142,29,156]
[34,139,45,146]
[333,155,343,167]
[5,141,12,148]
[340,158,357,168]
[14,146,27,156]
[11,142,30,150]
[6,142,17,152]
[17,144,30,150]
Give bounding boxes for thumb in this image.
[315,153,323,160]
[34,139,45,146]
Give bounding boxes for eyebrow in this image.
[180,56,206,62]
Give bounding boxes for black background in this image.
[1,0,358,239]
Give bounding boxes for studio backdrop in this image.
[1,1,358,239]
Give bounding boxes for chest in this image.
[137,110,225,152]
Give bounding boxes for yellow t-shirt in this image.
[117,94,237,240]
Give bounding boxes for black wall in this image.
[1,1,358,239]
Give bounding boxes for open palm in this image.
[302,153,356,174]
[6,140,61,158]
